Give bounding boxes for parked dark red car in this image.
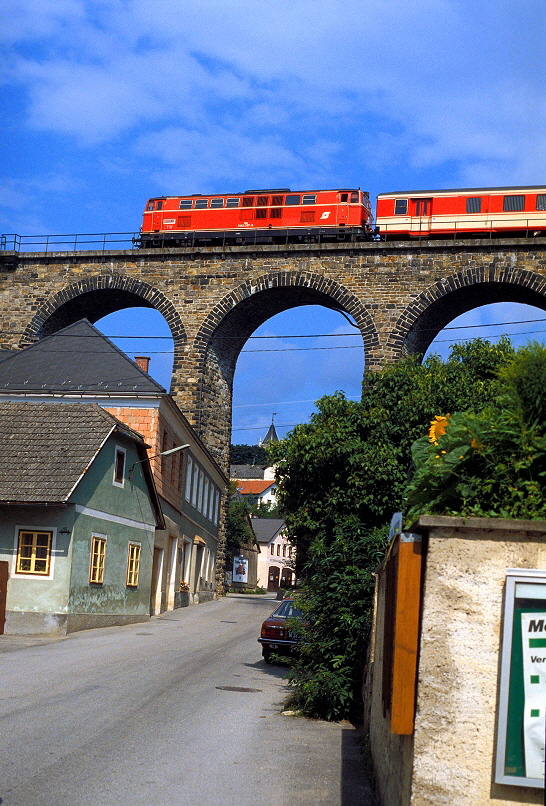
[258,599,302,663]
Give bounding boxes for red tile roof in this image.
[236,479,276,495]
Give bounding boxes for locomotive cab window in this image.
[503,195,525,212]
[466,197,482,213]
[226,198,240,207]
[195,199,208,209]
[340,193,349,202]
[285,195,300,205]
[179,199,192,209]
[210,198,224,208]
[394,199,408,215]
[147,202,154,211]
[536,195,546,211]
[156,201,163,210]
[350,192,359,203]
[302,194,316,204]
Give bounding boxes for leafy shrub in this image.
[406,343,546,521]
[284,521,388,721]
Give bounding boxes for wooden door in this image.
[268,566,280,592]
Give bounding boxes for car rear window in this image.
[274,600,302,618]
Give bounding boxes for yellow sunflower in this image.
[429,414,450,445]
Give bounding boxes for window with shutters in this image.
[16,530,53,575]
[503,195,525,212]
[536,195,546,211]
[256,208,268,219]
[177,216,191,228]
[257,196,269,206]
[300,211,315,223]
[242,197,254,207]
[270,195,283,218]
[466,197,482,213]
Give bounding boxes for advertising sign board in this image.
[233,556,248,584]
[495,570,546,789]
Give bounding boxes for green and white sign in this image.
[496,571,546,789]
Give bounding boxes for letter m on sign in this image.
[528,619,545,632]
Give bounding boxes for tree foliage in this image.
[229,444,267,466]
[268,337,514,571]
[268,338,516,720]
[406,342,546,521]
[225,483,255,566]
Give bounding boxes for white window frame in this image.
[185,455,193,502]
[191,463,199,508]
[126,541,142,587]
[113,445,126,488]
[13,525,57,580]
[89,533,107,584]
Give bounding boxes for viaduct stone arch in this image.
[1,238,546,467]
[187,270,379,446]
[391,264,546,357]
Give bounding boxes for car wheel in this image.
[262,649,272,664]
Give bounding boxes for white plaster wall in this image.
[411,519,546,806]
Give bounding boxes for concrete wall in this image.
[365,516,546,806]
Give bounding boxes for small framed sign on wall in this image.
[496,569,546,789]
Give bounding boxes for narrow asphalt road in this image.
[0,594,377,806]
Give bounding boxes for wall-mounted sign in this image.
[233,556,248,584]
[495,570,546,789]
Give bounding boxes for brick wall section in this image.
[2,239,546,469]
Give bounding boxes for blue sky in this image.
[2,0,545,442]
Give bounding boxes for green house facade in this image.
[0,402,163,635]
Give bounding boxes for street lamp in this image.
[129,443,190,478]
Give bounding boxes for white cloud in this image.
[3,0,545,191]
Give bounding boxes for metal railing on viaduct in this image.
[1,233,546,468]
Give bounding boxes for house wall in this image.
[256,530,295,590]
[105,398,226,606]
[365,516,546,806]
[66,432,156,631]
[0,506,74,634]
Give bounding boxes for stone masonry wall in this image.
[1,239,546,469]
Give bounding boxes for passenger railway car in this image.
[140,188,374,246]
[375,186,546,239]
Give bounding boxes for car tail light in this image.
[261,623,284,638]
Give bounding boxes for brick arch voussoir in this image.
[22,274,187,347]
[387,267,546,357]
[192,271,379,361]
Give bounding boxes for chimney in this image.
[134,356,150,373]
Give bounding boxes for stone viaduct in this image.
[1,237,546,468]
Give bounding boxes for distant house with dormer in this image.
[0,402,164,635]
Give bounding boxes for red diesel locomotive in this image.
[139,185,546,246]
[140,188,375,246]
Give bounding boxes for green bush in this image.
[406,343,546,521]
[284,521,388,721]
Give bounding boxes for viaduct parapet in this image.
[1,238,546,468]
